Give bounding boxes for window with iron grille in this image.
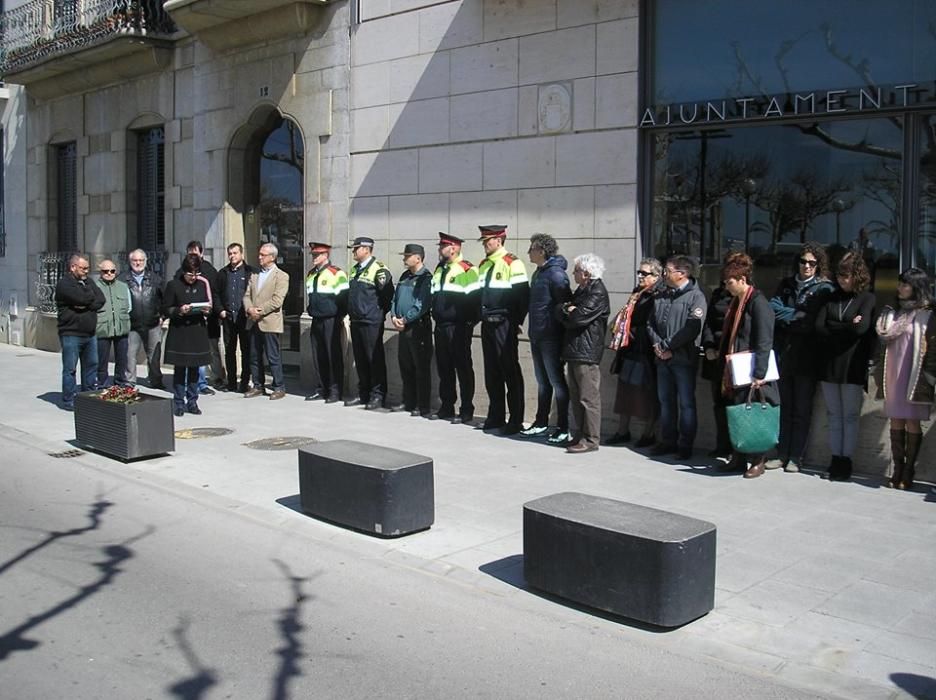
[56,142,77,253]
[136,126,165,250]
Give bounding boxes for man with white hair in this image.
[121,249,165,388]
[557,253,610,454]
[243,243,290,400]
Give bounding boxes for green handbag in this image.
[726,386,779,454]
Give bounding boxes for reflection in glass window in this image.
[651,118,902,300]
[918,115,936,277]
[651,0,936,104]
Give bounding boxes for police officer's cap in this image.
[308,241,331,254]
[478,225,508,240]
[438,232,464,246]
[348,236,375,249]
[399,243,425,258]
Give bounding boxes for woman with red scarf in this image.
[715,254,779,478]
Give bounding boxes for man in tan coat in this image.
[243,243,290,400]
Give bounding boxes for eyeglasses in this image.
[636,270,655,278]
[798,258,818,267]
[664,268,686,276]
[100,269,117,274]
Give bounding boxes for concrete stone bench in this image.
[298,439,434,538]
[523,492,716,628]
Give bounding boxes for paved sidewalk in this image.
[3,344,935,699]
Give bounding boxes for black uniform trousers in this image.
[310,316,344,399]
[481,318,524,427]
[398,319,433,414]
[350,320,387,404]
[222,315,251,392]
[434,322,475,419]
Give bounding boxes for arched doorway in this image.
[232,110,306,358]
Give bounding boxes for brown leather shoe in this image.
[743,463,765,479]
[244,388,265,398]
[567,443,598,454]
[269,390,286,401]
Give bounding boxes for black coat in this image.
[701,283,732,381]
[55,275,106,336]
[612,283,660,368]
[719,290,779,406]
[770,275,834,377]
[162,279,211,367]
[816,290,876,386]
[216,262,257,320]
[121,270,163,331]
[176,259,221,338]
[558,279,610,364]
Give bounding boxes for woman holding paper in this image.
[715,254,778,478]
[162,253,212,416]
[815,253,876,482]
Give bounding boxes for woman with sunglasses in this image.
[815,252,876,481]
[162,253,213,417]
[768,242,834,472]
[874,267,936,490]
[607,258,663,446]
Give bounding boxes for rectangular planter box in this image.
[74,391,175,461]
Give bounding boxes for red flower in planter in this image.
[97,386,141,404]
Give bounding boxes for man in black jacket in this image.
[55,254,106,410]
[216,242,256,393]
[122,249,164,388]
[647,255,708,460]
[558,254,610,453]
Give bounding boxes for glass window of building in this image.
[136,126,165,250]
[0,128,4,258]
[55,141,77,253]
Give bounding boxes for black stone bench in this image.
[298,440,434,538]
[523,492,716,628]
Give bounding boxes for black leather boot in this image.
[887,428,906,488]
[829,455,852,482]
[901,431,922,490]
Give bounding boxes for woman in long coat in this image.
[163,253,212,416]
[716,254,779,478]
[874,267,936,490]
[607,257,662,447]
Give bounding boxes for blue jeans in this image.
[250,329,284,391]
[60,334,98,407]
[656,361,698,449]
[530,338,569,430]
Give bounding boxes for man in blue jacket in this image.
[55,254,106,410]
[521,233,572,444]
[391,244,433,416]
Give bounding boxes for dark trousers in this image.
[481,319,524,427]
[434,323,475,419]
[172,365,199,411]
[310,316,344,399]
[656,361,699,449]
[350,321,386,403]
[96,335,130,388]
[222,316,251,391]
[778,374,817,464]
[399,320,433,413]
[531,338,569,431]
[249,328,284,392]
[710,377,732,452]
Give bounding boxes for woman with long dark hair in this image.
[715,254,779,478]
[874,267,936,490]
[607,258,663,447]
[816,252,876,481]
[163,253,212,417]
[768,242,834,472]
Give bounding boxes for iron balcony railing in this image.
[36,249,169,314]
[0,0,176,76]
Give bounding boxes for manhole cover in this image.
[175,427,234,440]
[243,436,317,451]
[49,449,84,458]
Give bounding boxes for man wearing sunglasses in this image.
[94,260,133,389]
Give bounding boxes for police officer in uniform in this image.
[305,242,349,403]
[430,232,479,424]
[477,225,529,435]
[346,236,394,409]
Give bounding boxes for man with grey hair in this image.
[243,242,290,400]
[557,253,610,453]
[121,249,165,388]
[55,254,106,410]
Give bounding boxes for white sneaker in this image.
[548,430,571,445]
[520,424,549,437]
[764,459,786,470]
[784,462,800,473]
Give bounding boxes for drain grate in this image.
[48,449,85,458]
[175,427,234,440]
[243,436,317,451]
